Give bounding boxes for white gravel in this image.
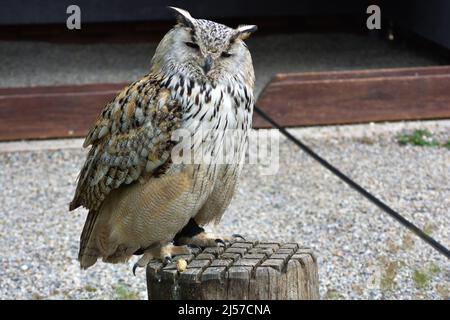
[0,120,449,300]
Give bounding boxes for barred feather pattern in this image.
[161,70,254,223]
[70,68,253,224]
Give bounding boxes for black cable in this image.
[254,106,450,259]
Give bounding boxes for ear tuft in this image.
[235,25,258,40]
[168,6,196,29]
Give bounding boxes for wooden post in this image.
[146,241,319,300]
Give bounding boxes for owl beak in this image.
[202,55,213,74]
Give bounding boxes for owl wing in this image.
[69,74,182,211]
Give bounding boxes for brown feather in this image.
[78,210,100,269]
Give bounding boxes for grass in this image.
[396,129,450,149]
[444,140,450,150]
[396,129,439,147]
[324,287,344,300]
[410,263,442,292]
[412,269,429,289]
[427,263,441,275]
[422,223,436,236]
[112,283,139,300]
[84,285,97,293]
[31,293,44,300]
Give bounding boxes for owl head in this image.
[151,7,257,84]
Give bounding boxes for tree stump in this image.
[146,241,319,300]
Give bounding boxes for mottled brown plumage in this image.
[71,75,181,212]
[70,7,256,270]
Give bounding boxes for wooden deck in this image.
[254,66,450,128]
[1,66,449,141]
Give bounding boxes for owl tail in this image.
[78,210,100,269]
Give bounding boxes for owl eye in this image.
[221,52,232,58]
[185,42,200,50]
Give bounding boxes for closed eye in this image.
[185,42,200,50]
[221,52,232,58]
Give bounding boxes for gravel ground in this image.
[0,120,449,300]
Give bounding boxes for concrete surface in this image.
[0,32,447,96]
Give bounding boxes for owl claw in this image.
[177,230,246,248]
[232,234,246,241]
[132,243,188,275]
[132,263,139,276]
[164,256,173,265]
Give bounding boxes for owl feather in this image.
[70,7,257,269]
[70,74,182,212]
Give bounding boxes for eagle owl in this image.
[70,7,256,272]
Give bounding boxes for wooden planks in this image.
[146,241,319,300]
[254,66,450,128]
[1,66,449,141]
[0,83,126,141]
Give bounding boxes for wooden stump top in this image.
[146,241,319,300]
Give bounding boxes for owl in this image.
[69,7,257,273]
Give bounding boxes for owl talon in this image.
[176,229,246,248]
[164,256,173,265]
[132,263,139,276]
[232,234,246,241]
[132,243,188,275]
